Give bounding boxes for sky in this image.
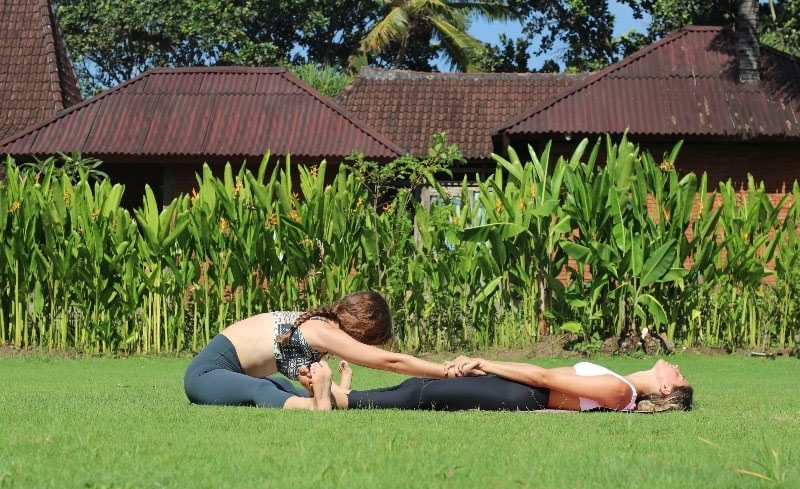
[446,0,651,71]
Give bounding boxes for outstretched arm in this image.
[457,358,631,410]
[309,326,452,378]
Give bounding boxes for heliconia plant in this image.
[1,137,798,354]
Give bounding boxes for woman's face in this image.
[654,359,690,391]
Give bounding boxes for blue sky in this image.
[446,0,651,71]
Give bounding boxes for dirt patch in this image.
[0,344,83,359]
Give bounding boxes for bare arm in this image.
[463,358,632,410]
[309,326,449,378]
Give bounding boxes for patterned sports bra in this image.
[271,311,325,380]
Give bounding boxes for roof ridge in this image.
[37,0,64,111]
[494,26,698,134]
[759,42,800,64]
[278,70,405,156]
[358,66,588,81]
[149,66,288,74]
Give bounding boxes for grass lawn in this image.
[1,353,798,488]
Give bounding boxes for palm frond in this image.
[362,7,410,54]
[429,16,486,71]
[448,1,518,21]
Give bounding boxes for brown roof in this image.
[0,0,82,140]
[335,67,588,159]
[497,26,800,142]
[0,67,403,160]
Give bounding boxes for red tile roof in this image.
[336,68,587,159]
[0,0,82,141]
[0,67,403,160]
[497,26,800,142]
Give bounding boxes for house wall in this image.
[535,141,800,195]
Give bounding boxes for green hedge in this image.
[1,136,798,353]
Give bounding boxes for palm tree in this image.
[350,0,515,72]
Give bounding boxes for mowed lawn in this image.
[1,353,798,488]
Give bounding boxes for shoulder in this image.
[299,318,342,346]
[573,362,609,376]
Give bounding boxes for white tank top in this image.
[573,362,637,411]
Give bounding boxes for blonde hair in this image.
[635,385,694,413]
[277,291,392,346]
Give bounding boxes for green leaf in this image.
[637,294,667,325]
[640,239,677,287]
[475,276,502,302]
[560,240,591,262]
[560,321,583,334]
[461,222,527,242]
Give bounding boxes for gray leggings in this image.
[184,334,308,408]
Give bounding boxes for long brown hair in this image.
[635,385,694,412]
[277,291,392,345]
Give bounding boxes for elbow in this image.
[384,358,404,374]
[377,354,405,374]
[525,369,548,387]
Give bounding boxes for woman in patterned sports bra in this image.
[309,358,692,413]
[184,291,458,410]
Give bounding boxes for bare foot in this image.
[310,361,333,411]
[338,360,352,390]
[297,365,313,397]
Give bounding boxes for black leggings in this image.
[347,375,549,411]
[184,334,308,408]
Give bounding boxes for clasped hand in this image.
[442,356,487,378]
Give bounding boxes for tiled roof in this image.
[335,67,587,159]
[497,26,800,142]
[0,0,82,140]
[0,67,403,160]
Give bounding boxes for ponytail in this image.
[276,291,391,346]
[276,306,338,345]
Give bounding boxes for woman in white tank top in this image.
[446,357,693,413]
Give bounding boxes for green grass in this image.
[1,354,798,488]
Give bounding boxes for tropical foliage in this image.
[1,137,799,354]
[350,0,516,72]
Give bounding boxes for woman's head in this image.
[635,359,693,412]
[329,291,392,344]
[288,291,392,345]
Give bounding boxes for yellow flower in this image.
[355,197,364,210]
[62,190,71,205]
[310,166,318,178]
[290,209,300,222]
[233,179,244,200]
[91,208,100,220]
[190,188,198,205]
[519,197,526,212]
[265,211,278,228]
[495,197,503,214]
[219,217,230,234]
[659,160,674,172]
[693,201,705,221]
[529,185,537,199]
[6,201,20,214]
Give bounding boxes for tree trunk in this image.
[737,0,760,82]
